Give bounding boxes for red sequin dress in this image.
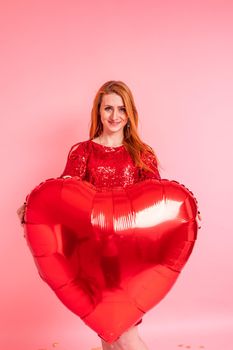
[60,139,161,327]
[60,139,161,186]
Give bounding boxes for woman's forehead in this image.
[102,93,124,106]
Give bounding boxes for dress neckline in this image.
[90,139,124,149]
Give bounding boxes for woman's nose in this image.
[111,109,120,119]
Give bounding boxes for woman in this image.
[17,80,201,350]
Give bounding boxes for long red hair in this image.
[89,80,160,173]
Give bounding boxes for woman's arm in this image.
[60,142,88,179]
[139,151,161,180]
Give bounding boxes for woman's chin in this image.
[104,125,124,133]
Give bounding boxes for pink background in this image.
[1,1,233,349]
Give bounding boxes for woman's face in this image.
[99,93,128,134]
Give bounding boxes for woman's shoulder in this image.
[66,139,92,158]
[140,142,157,159]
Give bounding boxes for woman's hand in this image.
[17,202,27,226]
[196,211,202,229]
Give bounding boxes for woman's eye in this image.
[104,107,126,112]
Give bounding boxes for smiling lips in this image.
[108,121,121,125]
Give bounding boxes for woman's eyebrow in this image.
[104,104,125,107]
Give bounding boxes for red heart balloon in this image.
[24,177,198,343]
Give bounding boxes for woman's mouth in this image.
[108,121,121,126]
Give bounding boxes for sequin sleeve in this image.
[139,150,161,180]
[59,142,88,179]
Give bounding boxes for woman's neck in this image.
[98,133,124,147]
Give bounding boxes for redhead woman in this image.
[17,80,201,350]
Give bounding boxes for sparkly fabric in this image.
[60,139,161,187]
